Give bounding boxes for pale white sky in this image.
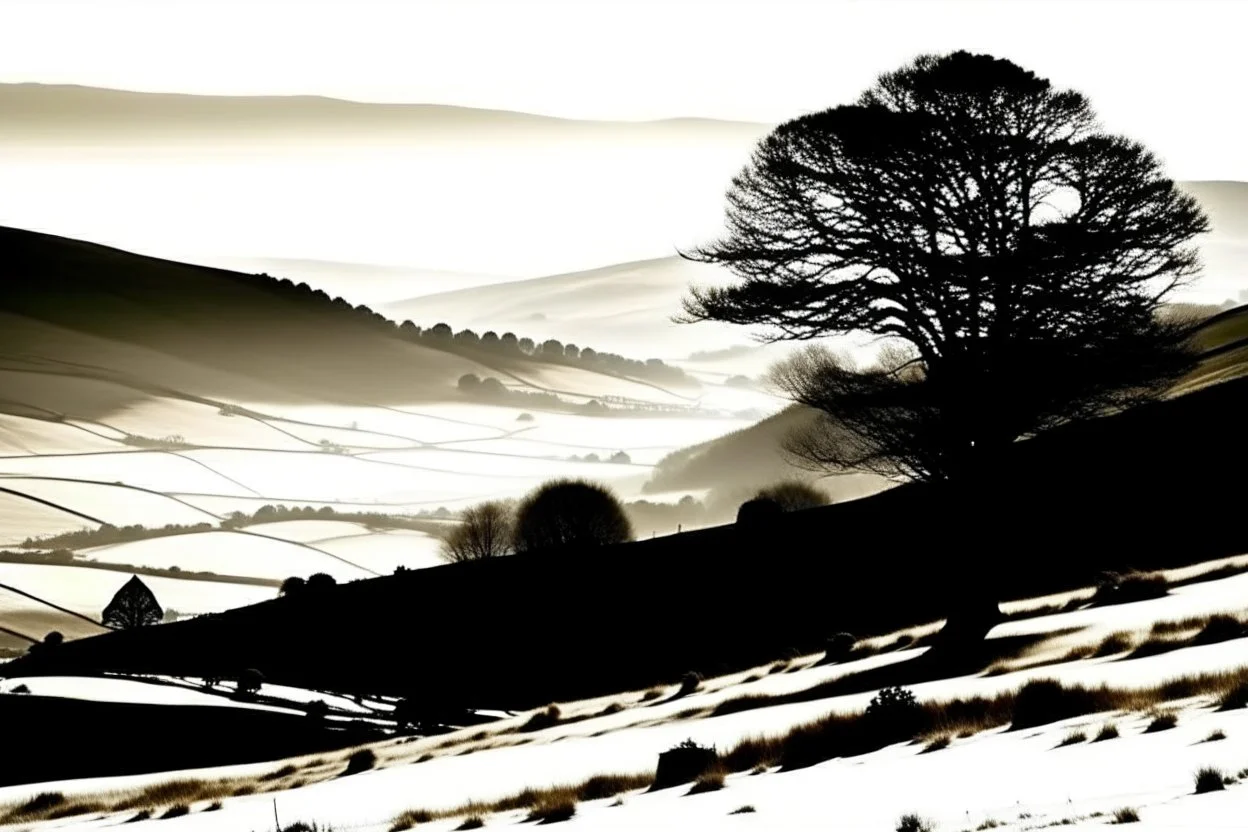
[1,0,1246,178]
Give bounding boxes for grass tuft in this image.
[896,813,934,832]
[730,805,756,814]
[1195,767,1226,794]
[1144,712,1177,733]
[344,749,377,775]
[1205,729,1227,742]
[527,798,576,824]
[455,817,485,830]
[1112,807,1140,824]
[1057,730,1086,747]
[1093,723,1120,742]
[686,772,726,795]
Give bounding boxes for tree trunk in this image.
[929,474,1004,653]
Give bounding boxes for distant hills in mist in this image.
[0,83,768,147]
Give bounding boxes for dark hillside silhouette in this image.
[0,694,381,787]
[680,51,1209,643]
[9,372,1248,710]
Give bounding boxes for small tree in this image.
[458,373,482,394]
[440,501,515,562]
[279,576,306,596]
[754,480,829,512]
[237,668,264,694]
[102,576,163,630]
[306,573,337,591]
[512,479,634,552]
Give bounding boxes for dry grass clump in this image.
[922,735,951,753]
[1195,766,1227,793]
[343,748,377,775]
[686,771,726,795]
[1057,730,1086,747]
[730,805,757,814]
[455,817,485,830]
[1205,729,1227,742]
[1144,712,1178,733]
[0,774,267,825]
[896,813,934,832]
[1093,723,1120,742]
[1112,807,1141,824]
[390,772,651,830]
[522,704,563,732]
[1093,633,1133,657]
[641,687,665,702]
[161,804,190,819]
[262,764,299,781]
[527,798,576,824]
[1218,680,1248,710]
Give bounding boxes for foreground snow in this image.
[5,555,1248,832]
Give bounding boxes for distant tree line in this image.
[21,522,216,550]
[456,373,617,416]
[21,507,456,552]
[409,322,698,388]
[241,270,696,389]
[439,477,829,561]
[0,548,279,587]
[221,504,453,534]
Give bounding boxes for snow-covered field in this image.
[0,357,775,646]
[5,556,1248,832]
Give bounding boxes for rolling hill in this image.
[12,359,1248,711]
[383,256,790,360]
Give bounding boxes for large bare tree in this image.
[680,51,1209,641]
[682,50,1206,483]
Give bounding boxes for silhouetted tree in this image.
[681,51,1208,642]
[754,480,828,511]
[518,337,535,354]
[512,479,634,552]
[427,323,453,340]
[540,339,564,357]
[440,500,515,562]
[481,331,500,348]
[609,451,632,464]
[279,576,306,596]
[501,332,520,351]
[102,576,163,630]
[564,344,580,359]
[237,668,264,694]
[455,329,480,346]
[580,347,597,362]
[682,51,1206,485]
[458,373,482,394]
[306,573,337,591]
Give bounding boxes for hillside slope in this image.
[14,371,1248,710]
[0,226,497,406]
[384,257,775,359]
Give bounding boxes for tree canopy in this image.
[512,479,634,552]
